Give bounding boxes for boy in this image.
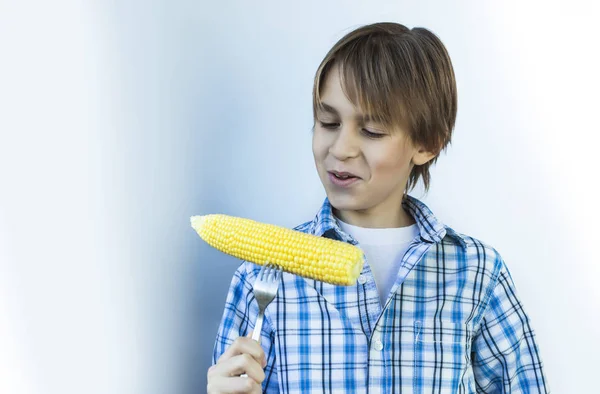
[207,22,549,393]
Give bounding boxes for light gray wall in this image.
[1,0,599,393]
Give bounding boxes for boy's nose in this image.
[328,128,360,160]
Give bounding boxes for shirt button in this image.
[373,339,384,351]
[358,275,367,284]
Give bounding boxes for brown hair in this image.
[312,22,457,194]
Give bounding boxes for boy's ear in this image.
[411,147,437,166]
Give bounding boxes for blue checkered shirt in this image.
[212,195,550,393]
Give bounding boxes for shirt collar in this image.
[307,194,467,249]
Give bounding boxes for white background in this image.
[1,0,598,393]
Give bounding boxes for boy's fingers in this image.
[245,331,267,367]
[209,354,266,383]
[217,336,266,366]
[208,376,262,394]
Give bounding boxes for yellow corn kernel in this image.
[190,214,364,286]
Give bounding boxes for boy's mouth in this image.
[333,173,355,180]
[328,170,359,179]
[327,171,360,187]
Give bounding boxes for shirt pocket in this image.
[413,319,473,393]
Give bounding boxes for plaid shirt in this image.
[212,195,550,393]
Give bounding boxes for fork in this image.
[250,262,281,341]
[241,262,281,377]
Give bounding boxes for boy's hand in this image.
[207,331,267,394]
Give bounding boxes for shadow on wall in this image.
[179,37,261,394]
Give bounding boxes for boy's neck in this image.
[333,206,416,229]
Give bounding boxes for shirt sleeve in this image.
[212,262,279,393]
[471,262,550,393]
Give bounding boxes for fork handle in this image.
[240,311,265,379]
[252,311,264,342]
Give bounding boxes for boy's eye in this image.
[362,129,385,139]
[318,121,386,139]
[319,121,339,129]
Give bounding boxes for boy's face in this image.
[312,65,435,226]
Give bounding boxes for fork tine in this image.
[258,262,267,281]
[268,263,276,281]
[274,264,280,280]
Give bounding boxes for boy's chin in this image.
[326,193,364,212]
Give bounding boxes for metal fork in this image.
[250,262,281,342]
[241,262,281,377]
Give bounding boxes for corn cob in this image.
[190,214,364,285]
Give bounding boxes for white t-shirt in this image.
[336,216,420,307]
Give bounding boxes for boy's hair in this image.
[312,22,457,194]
